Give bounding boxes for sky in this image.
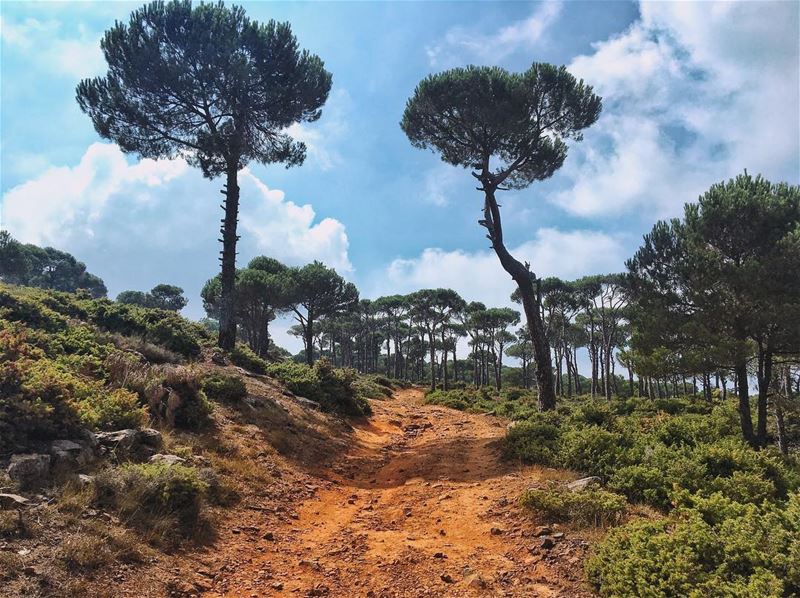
[1,0,799,355]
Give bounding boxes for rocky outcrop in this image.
[7,454,51,488]
[50,439,95,471]
[95,428,163,461]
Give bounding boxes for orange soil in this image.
[201,388,592,598]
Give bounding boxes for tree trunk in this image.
[304,311,314,365]
[755,341,772,448]
[429,330,436,391]
[481,187,555,410]
[735,361,755,446]
[218,166,240,351]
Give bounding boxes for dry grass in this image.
[59,522,145,570]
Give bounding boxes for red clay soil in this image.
[200,388,593,598]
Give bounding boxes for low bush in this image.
[230,345,268,374]
[504,419,561,465]
[94,463,208,541]
[202,373,247,402]
[267,358,371,416]
[160,367,212,430]
[520,486,626,527]
[560,425,625,478]
[586,492,800,597]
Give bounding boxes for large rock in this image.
[7,454,51,488]
[95,428,163,460]
[567,476,602,492]
[50,439,95,470]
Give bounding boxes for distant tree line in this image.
[117,284,188,312]
[0,231,107,298]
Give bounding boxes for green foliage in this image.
[520,487,626,527]
[230,344,269,374]
[560,426,625,478]
[75,388,148,430]
[266,358,371,417]
[0,232,107,297]
[160,367,212,430]
[586,492,800,598]
[94,463,208,540]
[504,420,561,466]
[202,373,247,403]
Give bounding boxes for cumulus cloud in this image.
[373,228,627,307]
[0,16,105,79]
[1,143,352,313]
[285,89,352,172]
[427,1,562,67]
[551,1,799,219]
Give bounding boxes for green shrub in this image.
[76,387,148,430]
[586,492,800,597]
[94,463,208,540]
[520,486,626,527]
[202,373,247,402]
[504,420,561,465]
[161,367,212,429]
[609,464,672,509]
[230,345,268,374]
[267,359,320,398]
[314,359,371,416]
[571,401,617,429]
[560,425,625,478]
[267,358,371,416]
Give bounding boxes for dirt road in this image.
[202,388,591,597]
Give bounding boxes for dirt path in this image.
[202,389,591,598]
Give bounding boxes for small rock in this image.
[263,531,275,541]
[552,532,565,539]
[465,573,487,589]
[440,573,454,583]
[490,527,504,536]
[148,454,186,466]
[540,537,555,550]
[432,552,447,559]
[77,474,94,487]
[533,526,552,537]
[567,476,602,492]
[271,582,284,590]
[0,493,31,509]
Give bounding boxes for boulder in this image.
[95,428,163,460]
[50,439,95,470]
[567,476,602,492]
[7,454,51,488]
[148,454,186,466]
[0,493,31,509]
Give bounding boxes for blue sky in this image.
[1,1,799,352]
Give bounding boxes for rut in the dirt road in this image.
[204,389,591,598]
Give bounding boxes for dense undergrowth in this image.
[0,282,383,572]
[425,386,800,597]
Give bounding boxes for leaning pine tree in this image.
[401,64,601,410]
[76,0,332,350]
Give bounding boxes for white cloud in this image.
[551,1,799,219]
[0,16,105,79]
[239,171,352,273]
[422,164,461,207]
[1,143,352,311]
[285,89,351,171]
[427,1,563,67]
[1,143,187,243]
[373,228,627,307]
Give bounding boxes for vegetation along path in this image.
[203,388,588,597]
